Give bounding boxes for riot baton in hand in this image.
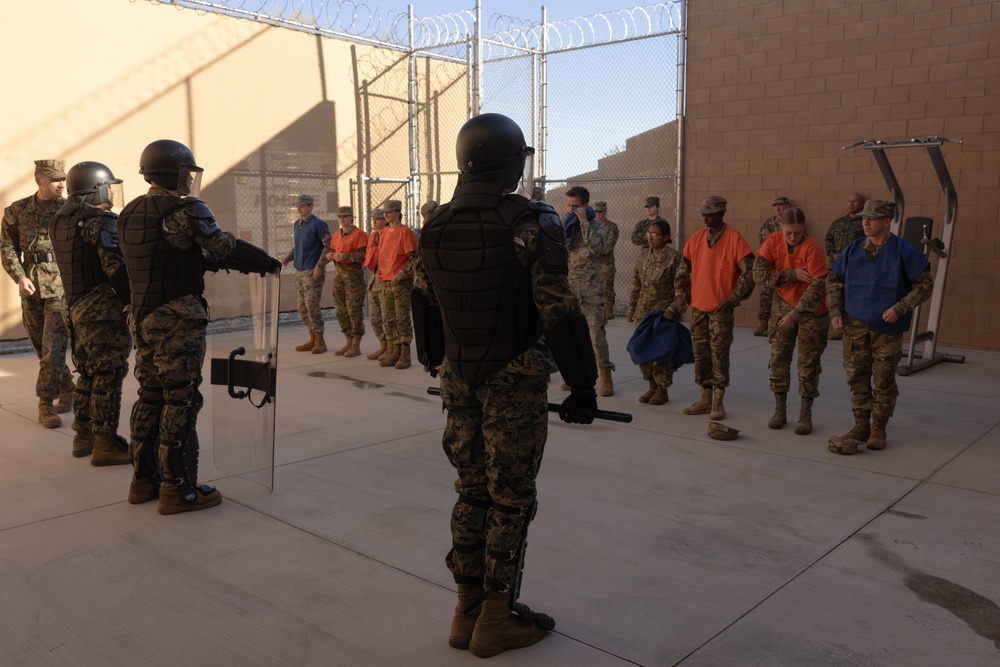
[426,386,633,423]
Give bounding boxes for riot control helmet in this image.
[139,139,204,197]
[456,113,534,192]
[66,161,124,209]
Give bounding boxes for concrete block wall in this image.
[683,0,1000,349]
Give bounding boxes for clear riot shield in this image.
[208,269,279,490]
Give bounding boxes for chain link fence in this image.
[141,0,686,314]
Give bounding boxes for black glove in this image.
[558,387,597,425]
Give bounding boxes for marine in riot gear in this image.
[119,139,281,514]
[413,113,597,658]
[52,161,133,465]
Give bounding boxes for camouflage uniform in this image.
[61,207,132,436]
[415,209,581,595]
[756,215,782,325]
[366,237,385,342]
[827,238,933,419]
[685,224,755,390]
[1,193,73,401]
[329,226,368,339]
[825,213,864,265]
[595,217,619,312]
[567,216,613,370]
[123,186,237,489]
[752,239,829,398]
[284,212,330,335]
[628,245,690,388]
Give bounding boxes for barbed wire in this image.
[137,1,684,54]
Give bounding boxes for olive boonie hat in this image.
[593,201,607,212]
[295,193,314,206]
[644,196,660,208]
[698,195,727,215]
[858,199,895,218]
[772,196,790,206]
[34,159,66,179]
[336,205,353,216]
[708,421,740,441]
[382,199,402,212]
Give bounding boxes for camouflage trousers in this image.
[68,286,131,435]
[438,350,550,593]
[332,267,366,338]
[842,315,903,419]
[767,298,829,398]
[21,294,72,400]
[580,292,614,370]
[129,297,208,487]
[639,361,675,389]
[294,269,325,334]
[368,276,385,340]
[379,280,413,345]
[757,285,774,323]
[598,259,616,309]
[690,307,735,388]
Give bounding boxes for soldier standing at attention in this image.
[826,200,932,455]
[119,139,280,514]
[326,205,368,357]
[681,195,755,421]
[282,193,331,354]
[824,192,866,340]
[413,112,598,658]
[364,207,389,361]
[593,201,620,320]
[752,207,829,435]
[631,195,671,249]
[52,162,133,464]
[376,199,418,370]
[754,196,791,336]
[564,186,614,396]
[1,159,74,428]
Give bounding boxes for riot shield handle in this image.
[228,347,247,399]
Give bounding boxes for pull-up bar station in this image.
[843,136,966,376]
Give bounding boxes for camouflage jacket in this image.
[567,217,608,299]
[825,213,864,264]
[1,194,66,298]
[595,219,619,265]
[758,215,781,246]
[628,245,690,320]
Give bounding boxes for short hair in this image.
[780,207,806,225]
[565,186,590,204]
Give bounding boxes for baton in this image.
[426,386,633,423]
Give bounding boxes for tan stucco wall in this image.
[683,0,1000,349]
[0,0,465,339]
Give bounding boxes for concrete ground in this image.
[1,315,998,666]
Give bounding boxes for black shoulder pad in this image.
[527,198,558,216]
[536,210,568,275]
[182,197,215,220]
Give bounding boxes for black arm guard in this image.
[183,198,223,238]
[223,239,281,276]
[411,288,445,376]
[546,311,598,391]
[535,207,569,276]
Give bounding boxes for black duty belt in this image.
[24,251,56,262]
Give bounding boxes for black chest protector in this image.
[419,186,543,385]
[119,194,205,322]
[52,202,107,307]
